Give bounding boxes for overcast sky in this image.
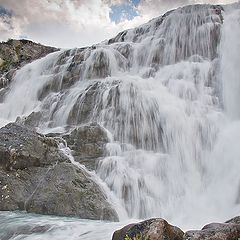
[0,0,237,48]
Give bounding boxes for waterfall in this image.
[0,3,240,229]
[221,6,240,119]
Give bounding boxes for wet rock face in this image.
[16,111,43,128]
[25,162,118,221]
[67,82,104,125]
[112,218,184,240]
[63,123,109,170]
[0,123,118,221]
[183,217,240,240]
[85,49,112,79]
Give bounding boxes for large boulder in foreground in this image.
[112,218,184,240]
[113,216,240,240]
[0,123,118,221]
[183,216,240,240]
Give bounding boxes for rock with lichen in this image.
[0,39,59,90]
[112,218,184,240]
[112,216,240,240]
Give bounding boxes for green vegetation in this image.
[124,234,150,240]
[15,44,21,56]
[0,59,12,72]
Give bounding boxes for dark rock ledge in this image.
[112,216,240,240]
[0,122,118,221]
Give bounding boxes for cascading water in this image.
[221,5,240,120]
[0,3,240,239]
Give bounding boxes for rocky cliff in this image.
[0,39,58,89]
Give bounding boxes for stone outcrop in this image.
[0,122,68,171]
[0,39,58,89]
[112,218,184,240]
[15,117,110,171]
[63,123,109,170]
[15,111,43,128]
[0,123,118,221]
[25,162,118,221]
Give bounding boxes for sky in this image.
[0,0,237,48]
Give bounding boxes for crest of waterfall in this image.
[0,3,240,229]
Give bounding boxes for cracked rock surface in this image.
[0,123,118,221]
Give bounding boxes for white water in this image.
[0,211,131,240]
[221,7,240,119]
[59,142,128,220]
[0,3,240,239]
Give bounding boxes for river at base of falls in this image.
[0,207,238,240]
[0,211,129,240]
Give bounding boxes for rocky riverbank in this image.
[112,216,240,240]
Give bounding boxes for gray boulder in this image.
[16,111,43,128]
[113,216,240,240]
[112,218,184,240]
[63,122,109,170]
[25,162,118,221]
[183,216,240,240]
[0,123,118,221]
[0,122,68,171]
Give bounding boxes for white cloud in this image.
[137,0,237,18]
[0,0,147,48]
[0,0,111,47]
[0,13,24,41]
[0,0,237,48]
